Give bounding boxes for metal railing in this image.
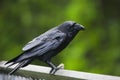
[0,61,120,80]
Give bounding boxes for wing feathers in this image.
[22,28,59,51]
[7,32,66,63]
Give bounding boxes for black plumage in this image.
[5,21,85,74]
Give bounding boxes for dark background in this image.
[0,0,120,76]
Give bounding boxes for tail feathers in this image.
[5,59,16,65]
[5,58,20,68]
[5,52,26,65]
[5,62,16,69]
[8,62,23,75]
[8,59,33,75]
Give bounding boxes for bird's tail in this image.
[7,59,33,75]
[5,52,25,65]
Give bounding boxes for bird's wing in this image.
[22,28,58,51]
[22,29,66,52]
[22,34,47,51]
[6,31,66,64]
[24,31,66,57]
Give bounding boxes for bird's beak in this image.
[75,23,85,30]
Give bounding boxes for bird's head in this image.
[58,21,85,37]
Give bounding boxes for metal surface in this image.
[0,61,120,80]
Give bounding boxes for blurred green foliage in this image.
[0,0,120,76]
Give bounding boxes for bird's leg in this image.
[46,61,64,74]
[46,60,58,74]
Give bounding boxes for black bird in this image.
[5,21,85,75]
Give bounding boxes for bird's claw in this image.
[49,63,64,75]
[57,63,64,69]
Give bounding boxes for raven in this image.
[5,21,85,75]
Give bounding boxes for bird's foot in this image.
[57,63,64,69]
[49,63,64,75]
